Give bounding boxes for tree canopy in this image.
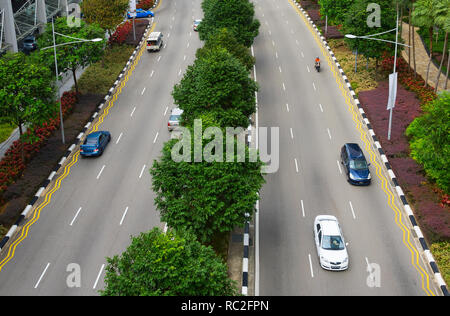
[196,27,255,71]
[37,17,105,94]
[81,0,129,35]
[198,0,260,47]
[150,128,264,243]
[406,91,450,193]
[101,228,239,296]
[173,47,257,129]
[0,53,57,135]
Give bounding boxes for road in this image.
[0,0,203,295]
[254,0,439,296]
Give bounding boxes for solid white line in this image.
[290,128,294,139]
[164,106,169,116]
[34,263,50,289]
[163,223,168,233]
[93,264,105,289]
[286,103,290,112]
[116,132,123,144]
[294,158,299,173]
[349,201,356,219]
[251,46,255,57]
[337,160,342,174]
[153,132,159,144]
[308,254,314,278]
[130,107,136,117]
[327,128,332,140]
[139,164,146,179]
[96,165,105,180]
[120,207,129,226]
[301,200,305,217]
[319,103,324,112]
[141,87,146,95]
[70,207,82,226]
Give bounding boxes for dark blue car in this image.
[127,9,154,19]
[80,131,111,157]
[340,143,371,185]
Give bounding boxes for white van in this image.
[146,32,163,52]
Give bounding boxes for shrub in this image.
[108,21,133,46]
[137,0,155,10]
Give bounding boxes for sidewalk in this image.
[401,22,448,92]
[0,67,86,159]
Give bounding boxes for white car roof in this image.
[171,108,183,115]
[316,216,341,236]
[148,32,162,40]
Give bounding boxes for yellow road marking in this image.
[0,22,156,272]
[288,0,434,296]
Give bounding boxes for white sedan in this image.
[313,215,349,271]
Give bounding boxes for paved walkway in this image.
[401,22,448,92]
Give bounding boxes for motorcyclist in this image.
[315,56,320,68]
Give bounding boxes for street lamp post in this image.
[42,17,102,144]
[345,7,411,141]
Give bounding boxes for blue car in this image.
[340,143,371,185]
[127,9,154,19]
[80,131,111,157]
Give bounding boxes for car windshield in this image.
[85,137,98,145]
[148,40,158,45]
[24,39,34,43]
[169,115,180,122]
[349,159,368,170]
[322,235,345,250]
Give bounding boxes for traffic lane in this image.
[255,0,434,295]
[33,0,201,295]
[0,0,200,296]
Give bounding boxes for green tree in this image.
[0,53,57,136]
[318,0,353,25]
[343,0,397,74]
[198,0,260,47]
[81,0,129,36]
[173,48,257,128]
[406,91,450,193]
[196,28,255,71]
[101,228,238,296]
[37,17,105,94]
[150,127,265,244]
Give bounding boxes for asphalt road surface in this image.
[0,0,203,295]
[254,0,438,296]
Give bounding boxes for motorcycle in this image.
[315,62,321,72]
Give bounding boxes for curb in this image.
[0,20,154,256]
[293,0,448,296]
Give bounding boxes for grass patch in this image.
[77,45,136,95]
[0,123,16,144]
[328,39,380,94]
[431,241,450,287]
